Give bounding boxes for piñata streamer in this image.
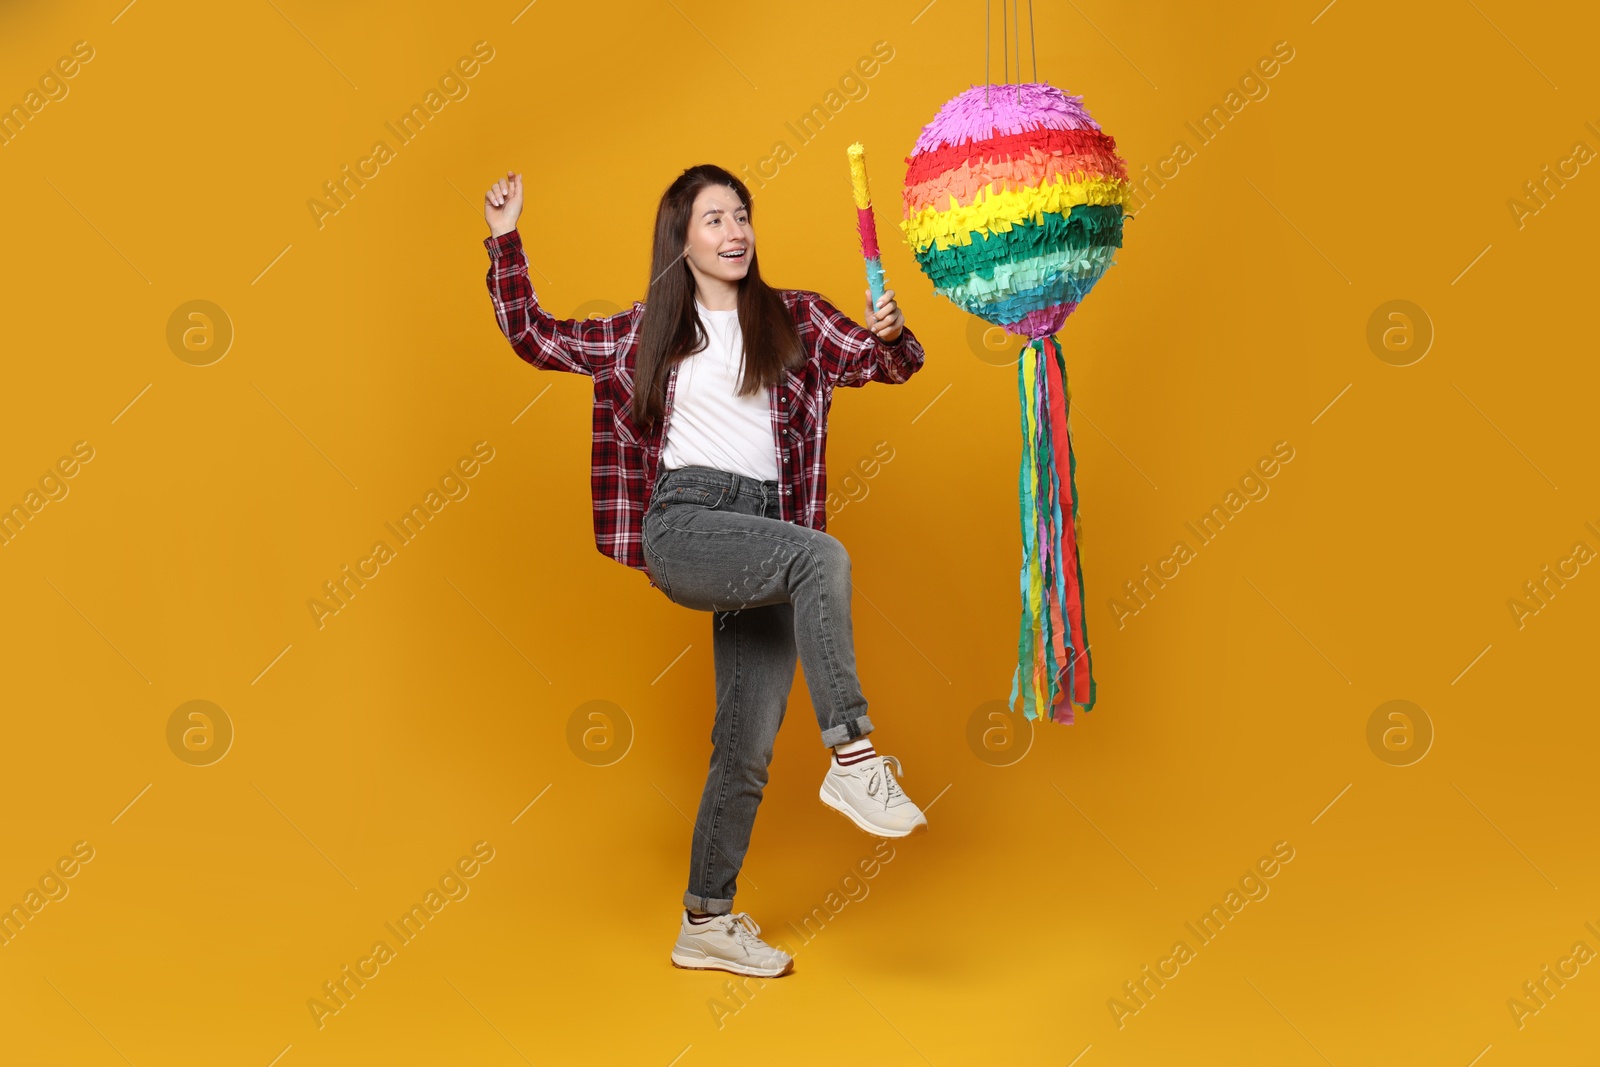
[898,82,1129,723]
[846,142,887,307]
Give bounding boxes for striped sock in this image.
[686,908,716,924]
[832,736,877,767]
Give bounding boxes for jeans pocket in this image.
[654,482,729,526]
[659,482,727,508]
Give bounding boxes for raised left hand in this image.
[864,287,903,343]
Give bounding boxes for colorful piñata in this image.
[899,82,1131,724]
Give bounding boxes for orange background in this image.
[2,0,1597,1063]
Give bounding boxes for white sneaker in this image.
[820,752,928,838]
[670,911,794,978]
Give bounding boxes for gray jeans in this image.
[642,464,875,914]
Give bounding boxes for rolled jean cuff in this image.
[819,715,874,748]
[682,891,734,914]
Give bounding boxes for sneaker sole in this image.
[670,949,794,978]
[819,779,928,839]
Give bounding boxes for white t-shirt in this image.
[659,300,780,481]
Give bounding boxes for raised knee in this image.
[807,535,851,582]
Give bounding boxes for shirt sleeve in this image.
[483,229,632,377]
[804,290,926,389]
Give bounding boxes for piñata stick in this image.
[846,142,887,308]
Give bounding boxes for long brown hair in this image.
[629,164,805,429]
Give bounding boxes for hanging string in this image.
[987,0,1039,106]
[1001,0,1009,86]
[1014,0,1021,102]
[1028,0,1038,83]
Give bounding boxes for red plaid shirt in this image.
[483,229,926,586]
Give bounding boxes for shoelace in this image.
[864,755,906,804]
[717,911,765,950]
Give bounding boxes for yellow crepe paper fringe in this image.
[901,175,1128,254]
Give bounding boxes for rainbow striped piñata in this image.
[899,82,1131,724]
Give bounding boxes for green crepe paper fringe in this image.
[911,205,1123,288]
[939,247,1118,311]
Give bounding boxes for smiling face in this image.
[682,183,753,305]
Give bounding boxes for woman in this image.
[481,164,928,980]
